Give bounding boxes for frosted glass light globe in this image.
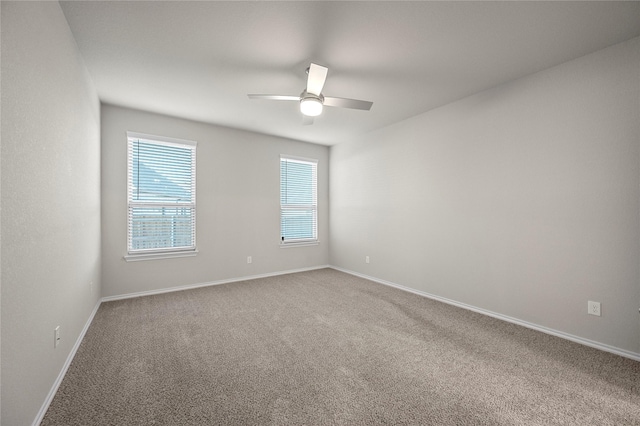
[300,98,323,117]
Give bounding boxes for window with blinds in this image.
[127,132,196,256]
[280,156,317,244]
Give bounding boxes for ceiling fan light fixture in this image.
[300,97,323,117]
[248,63,373,124]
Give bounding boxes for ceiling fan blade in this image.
[302,115,314,126]
[306,63,328,96]
[248,94,299,101]
[323,96,373,111]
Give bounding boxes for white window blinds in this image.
[280,156,317,244]
[127,132,196,254]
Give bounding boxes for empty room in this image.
[2,1,640,425]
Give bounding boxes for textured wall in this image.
[330,37,640,354]
[1,2,102,425]
[101,105,329,298]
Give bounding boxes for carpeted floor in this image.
[42,268,640,425]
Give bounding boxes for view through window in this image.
[280,156,317,244]
[127,132,197,255]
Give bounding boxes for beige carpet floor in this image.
[42,268,640,425]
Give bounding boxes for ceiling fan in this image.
[248,63,373,124]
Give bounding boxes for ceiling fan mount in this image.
[248,63,373,124]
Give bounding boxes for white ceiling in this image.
[60,1,640,146]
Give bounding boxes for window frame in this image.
[124,131,197,261]
[280,155,318,247]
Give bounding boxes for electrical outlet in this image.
[588,301,601,317]
[247,256,252,264]
[54,326,61,348]
[365,256,370,264]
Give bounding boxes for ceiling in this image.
[59,1,640,146]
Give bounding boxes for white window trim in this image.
[279,241,319,248]
[280,155,318,246]
[124,249,199,262]
[126,131,197,259]
[127,131,197,148]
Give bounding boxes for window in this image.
[127,132,197,259]
[280,156,318,245]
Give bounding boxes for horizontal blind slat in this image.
[280,157,317,242]
[128,134,196,253]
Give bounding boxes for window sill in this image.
[124,249,199,262]
[280,241,319,248]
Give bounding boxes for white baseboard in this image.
[101,265,332,302]
[330,266,640,362]
[35,264,637,426]
[33,299,102,426]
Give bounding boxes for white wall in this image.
[101,105,329,298]
[330,37,640,354]
[1,2,102,425]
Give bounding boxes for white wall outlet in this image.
[54,326,61,348]
[365,256,370,264]
[588,301,601,317]
[247,256,252,264]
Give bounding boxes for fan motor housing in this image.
[300,91,324,103]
